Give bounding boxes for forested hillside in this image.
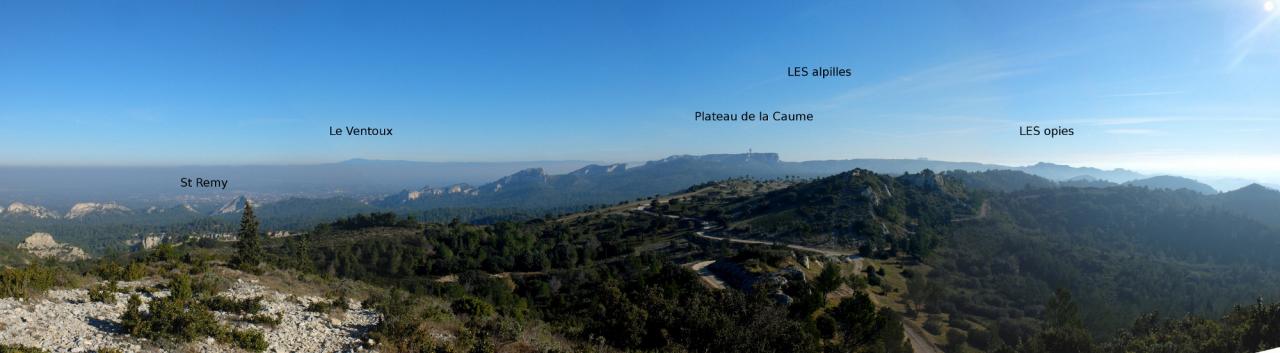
[6,169,1280,352]
[265,202,913,353]
[263,169,1280,352]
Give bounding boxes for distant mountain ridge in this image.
[1015,162,1144,182]
[374,153,1161,211]
[2,153,1271,229]
[1124,175,1218,194]
[0,154,1176,209]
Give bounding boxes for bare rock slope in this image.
[0,277,379,353]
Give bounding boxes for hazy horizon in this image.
[1,152,1277,188]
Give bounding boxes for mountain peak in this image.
[1232,183,1278,193]
[485,168,550,192]
[213,196,255,215]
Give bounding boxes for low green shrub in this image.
[201,295,263,314]
[923,318,944,335]
[0,344,48,353]
[0,262,65,299]
[451,296,495,319]
[305,295,350,314]
[119,274,269,352]
[244,312,282,327]
[217,327,269,351]
[87,281,120,304]
[92,260,147,282]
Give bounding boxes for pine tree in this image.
[1046,288,1082,329]
[233,199,263,270]
[121,293,146,336]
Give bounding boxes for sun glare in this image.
[1267,0,1276,13]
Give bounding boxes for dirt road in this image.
[694,232,853,257]
[952,200,989,223]
[903,321,944,353]
[685,260,727,289]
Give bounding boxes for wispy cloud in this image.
[1105,129,1163,135]
[1101,91,1184,98]
[883,113,1018,125]
[1072,115,1280,126]
[1090,116,1188,126]
[849,126,996,139]
[814,52,1057,111]
[237,118,303,127]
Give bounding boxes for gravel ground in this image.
[0,278,380,353]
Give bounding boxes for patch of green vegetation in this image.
[0,344,48,353]
[920,186,1280,343]
[87,280,124,304]
[0,261,71,299]
[243,312,282,327]
[305,295,350,314]
[119,273,268,352]
[728,169,969,258]
[450,296,495,319]
[92,259,147,282]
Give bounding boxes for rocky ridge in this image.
[5,202,61,219]
[66,202,133,219]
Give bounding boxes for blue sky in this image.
[2,0,1279,182]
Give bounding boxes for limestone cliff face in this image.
[17,232,88,261]
[65,202,132,219]
[5,202,60,219]
[214,196,255,215]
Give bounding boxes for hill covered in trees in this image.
[260,169,1280,352]
[6,168,1280,352]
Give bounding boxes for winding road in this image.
[637,203,942,353]
[694,232,854,257]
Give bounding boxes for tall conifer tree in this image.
[234,199,263,269]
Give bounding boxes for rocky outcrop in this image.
[5,202,60,219]
[648,153,782,166]
[484,168,549,192]
[0,278,379,352]
[568,163,627,176]
[17,232,88,261]
[384,183,481,205]
[141,236,161,250]
[66,202,132,219]
[421,183,479,197]
[213,196,255,215]
[149,204,200,214]
[122,234,163,251]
